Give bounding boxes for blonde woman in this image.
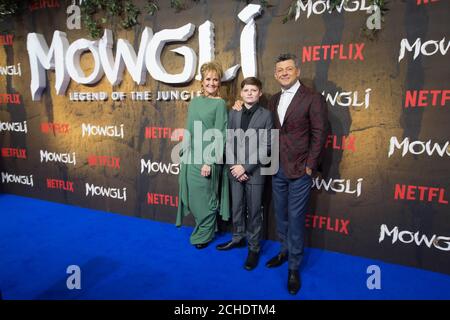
[176,62,230,249]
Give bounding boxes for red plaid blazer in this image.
[268,83,329,179]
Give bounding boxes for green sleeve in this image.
[216,101,228,164]
[205,100,228,165]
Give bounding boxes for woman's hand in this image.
[232,100,243,111]
[201,164,211,177]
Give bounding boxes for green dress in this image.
[176,96,230,245]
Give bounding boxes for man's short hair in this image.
[275,53,299,68]
[240,77,262,90]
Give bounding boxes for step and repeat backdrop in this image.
[0,0,448,275]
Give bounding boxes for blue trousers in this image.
[272,167,312,271]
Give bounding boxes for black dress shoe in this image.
[265,252,288,268]
[244,250,259,271]
[194,242,209,249]
[216,239,246,251]
[288,270,301,295]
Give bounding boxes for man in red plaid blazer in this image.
[265,53,328,295]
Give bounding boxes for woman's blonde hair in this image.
[200,61,223,82]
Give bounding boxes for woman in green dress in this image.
[176,62,230,249]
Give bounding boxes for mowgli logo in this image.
[26,4,262,101]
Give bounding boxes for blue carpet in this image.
[0,193,449,300]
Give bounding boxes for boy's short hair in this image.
[240,77,262,90]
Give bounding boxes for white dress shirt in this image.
[277,80,300,126]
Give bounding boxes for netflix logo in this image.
[302,43,364,63]
[0,34,14,46]
[1,148,26,159]
[88,155,120,169]
[325,135,356,152]
[404,90,449,108]
[416,0,439,5]
[394,184,448,204]
[41,123,70,134]
[0,93,21,104]
[29,0,60,12]
[305,214,350,235]
[46,178,74,192]
[147,193,179,207]
[145,127,184,140]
